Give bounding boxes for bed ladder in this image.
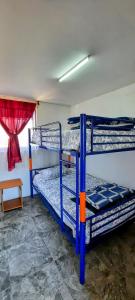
[60,152,80,255]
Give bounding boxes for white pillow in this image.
[39,165,70,180]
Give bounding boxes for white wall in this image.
[0,102,70,200]
[1,83,135,201]
[71,83,135,189]
[37,102,69,126]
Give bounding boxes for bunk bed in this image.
[28,114,135,285]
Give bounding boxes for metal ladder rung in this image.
[63,208,76,225]
[61,159,76,166]
[62,184,76,196]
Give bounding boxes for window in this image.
[0,116,35,149]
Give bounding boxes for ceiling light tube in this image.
[58,55,90,82]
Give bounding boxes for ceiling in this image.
[0,0,135,105]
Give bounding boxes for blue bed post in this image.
[75,151,79,255]
[28,128,33,198]
[80,114,86,285]
[59,123,64,231]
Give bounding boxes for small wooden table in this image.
[0,178,23,212]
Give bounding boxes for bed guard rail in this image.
[29,121,62,151]
[85,115,135,154]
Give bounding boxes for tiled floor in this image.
[0,196,135,300]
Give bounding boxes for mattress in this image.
[33,171,135,244]
[31,128,135,152]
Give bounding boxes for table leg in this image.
[0,189,4,212]
[19,186,23,208]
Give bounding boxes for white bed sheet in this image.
[33,172,135,244]
[32,128,135,152]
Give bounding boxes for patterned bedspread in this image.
[32,127,135,152]
[86,183,133,210]
[33,171,135,244]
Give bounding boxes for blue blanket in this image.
[86,183,134,210]
[68,115,135,131]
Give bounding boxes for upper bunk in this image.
[29,114,135,156]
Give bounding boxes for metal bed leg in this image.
[80,192,86,284]
[30,170,33,198]
[60,158,64,231]
[28,129,33,198]
[76,152,80,255]
[80,221,86,284]
[79,114,86,284]
[59,133,64,231]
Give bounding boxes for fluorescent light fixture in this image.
[58,55,90,82]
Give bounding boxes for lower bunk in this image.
[33,169,135,246]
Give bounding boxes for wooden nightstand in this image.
[0,178,23,212]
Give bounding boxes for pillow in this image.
[86,183,130,210]
[95,123,134,131]
[86,193,110,210]
[38,165,70,180]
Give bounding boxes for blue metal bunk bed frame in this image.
[28,114,135,285]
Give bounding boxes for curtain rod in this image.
[0,95,39,105]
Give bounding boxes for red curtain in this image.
[0,99,36,171]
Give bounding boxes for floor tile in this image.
[54,284,73,300]
[56,254,91,300]
[21,197,48,218]
[0,251,11,300]
[1,216,39,250]
[41,227,73,260]
[1,290,11,300]
[0,198,47,228]
[33,213,59,234]
[0,210,19,229]
[7,236,52,277]
[0,230,5,252]
[0,196,135,300]
[10,261,73,300]
[56,253,79,280]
